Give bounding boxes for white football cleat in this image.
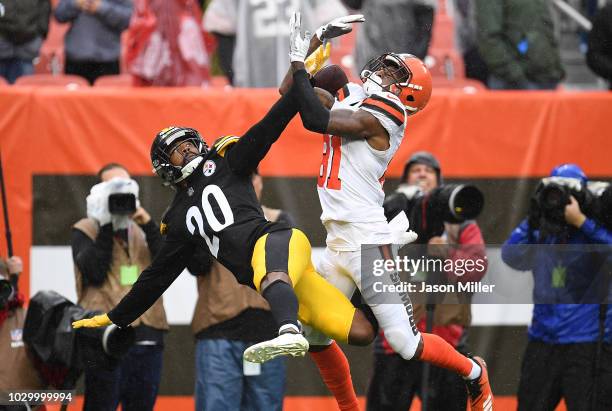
[243,332,309,363]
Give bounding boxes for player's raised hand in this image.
[289,12,312,63]
[305,42,331,75]
[315,14,365,41]
[72,313,112,329]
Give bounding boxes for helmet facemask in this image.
[151,127,208,186]
[360,53,413,97]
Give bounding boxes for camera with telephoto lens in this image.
[384,184,485,243]
[108,193,136,215]
[530,177,612,238]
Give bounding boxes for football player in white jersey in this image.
[283,12,494,411]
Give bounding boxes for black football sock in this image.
[262,280,299,333]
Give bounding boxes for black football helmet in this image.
[151,126,208,185]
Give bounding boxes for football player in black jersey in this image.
[72,73,379,364]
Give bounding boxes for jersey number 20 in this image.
[186,185,234,257]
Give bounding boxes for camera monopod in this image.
[0,151,17,291]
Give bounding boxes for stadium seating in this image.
[94,74,134,87]
[14,74,90,88]
[210,75,230,88]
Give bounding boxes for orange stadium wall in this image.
[0,88,610,411]
[1,87,611,292]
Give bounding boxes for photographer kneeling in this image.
[367,152,487,411]
[501,163,612,411]
[71,163,168,411]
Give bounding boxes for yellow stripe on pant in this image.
[252,228,355,343]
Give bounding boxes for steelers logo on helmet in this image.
[360,53,432,115]
[150,126,209,186]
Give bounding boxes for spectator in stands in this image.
[586,2,612,90]
[341,0,435,71]
[0,0,51,84]
[190,170,293,411]
[475,0,564,90]
[72,163,168,411]
[203,0,346,87]
[366,152,487,411]
[125,0,211,87]
[54,0,133,85]
[453,0,488,85]
[501,164,612,410]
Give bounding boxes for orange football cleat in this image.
[466,356,493,411]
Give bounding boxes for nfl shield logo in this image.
[10,328,22,342]
[203,160,216,176]
[10,328,24,348]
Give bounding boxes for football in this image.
[312,64,349,96]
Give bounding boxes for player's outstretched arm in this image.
[287,13,388,149]
[292,67,389,148]
[73,237,193,329]
[279,13,364,95]
[225,88,299,176]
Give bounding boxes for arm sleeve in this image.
[500,219,536,271]
[586,6,612,82]
[291,69,331,133]
[140,220,163,258]
[224,90,298,176]
[474,0,527,85]
[95,0,133,32]
[449,223,488,283]
[54,0,82,23]
[579,218,612,245]
[108,236,193,327]
[71,224,114,286]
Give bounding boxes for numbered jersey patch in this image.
[317,83,406,225]
[160,136,290,285]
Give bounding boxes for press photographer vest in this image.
[412,297,472,328]
[73,218,168,331]
[191,261,270,336]
[0,307,45,392]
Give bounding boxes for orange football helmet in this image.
[360,53,432,115]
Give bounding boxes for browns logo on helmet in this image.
[360,53,432,115]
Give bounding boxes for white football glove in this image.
[315,14,365,42]
[289,12,312,63]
